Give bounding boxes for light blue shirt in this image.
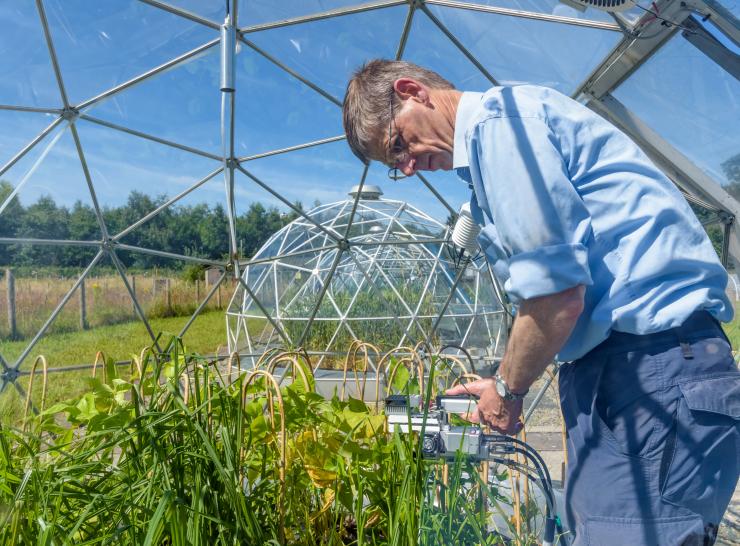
[453,85,733,361]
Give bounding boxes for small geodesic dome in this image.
[227,186,508,367]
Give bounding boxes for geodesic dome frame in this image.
[0,0,738,399]
[227,187,510,368]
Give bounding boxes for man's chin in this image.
[430,156,453,171]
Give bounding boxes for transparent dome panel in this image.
[165,0,226,22]
[82,46,223,156]
[42,0,216,105]
[0,111,59,171]
[73,119,224,256]
[613,33,740,191]
[238,0,370,27]
[0,124,103,244]
[0,262,87,364]
[234,44,343,157]
[425,4,622,95]
[236,140,365,219]
[0,3,59,108]
[111,249,230,351]
[365,161,467,224]
[453,0,617,23]
[0,252,182,373]
[402,9,492,92]
[245,5,410,99]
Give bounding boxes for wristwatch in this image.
[494,373,528,401]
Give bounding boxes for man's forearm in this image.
[499,285,585,393]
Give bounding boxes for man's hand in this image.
[446,378,523,435]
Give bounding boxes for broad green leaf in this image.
[391,365,410,393]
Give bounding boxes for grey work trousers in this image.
[559,311,740,545]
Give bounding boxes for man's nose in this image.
[398,155,416,176]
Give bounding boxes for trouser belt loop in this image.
[675,311,704,360]
[679,341,694,360]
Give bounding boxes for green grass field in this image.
[0,309,226,368]
[0,310,227,425]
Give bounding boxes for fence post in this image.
[131,275,137,316]
[6,268,16,339]
[165,278,172,311]
[79,277,88,330]
[217,283,222,309]
[195,279,201,304]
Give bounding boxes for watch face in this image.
[495,379,507,398]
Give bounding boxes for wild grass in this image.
[0,272,237,341]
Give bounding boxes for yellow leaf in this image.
[305,465,337,488]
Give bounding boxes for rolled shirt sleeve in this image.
[468,114,593,301]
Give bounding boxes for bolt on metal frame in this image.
[0,0,737,425]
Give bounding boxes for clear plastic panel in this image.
[0,263,87,361]
[0,123,102,243]
[0,111,58,169]
[237,140,365,216]
[424,4,622,95]
[42,0,216,105]
[0,254,166,416]
[0,249,224,373]
[245,4,410,99]
[0,3,60,107]
[112,249,230,354]
[165,0,226,22]
[402,7,492,92]
[82,46,222,155]
[451,0,616,23]
[73,118,224,257]
[364,161,468,225]
[613,34,740,190]
[234,45,344,157]
[239,0,367,27]
[243,262,278,315]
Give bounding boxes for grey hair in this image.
[342,59,454,165]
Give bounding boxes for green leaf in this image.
[143,490,172,546]
[346,396,367,414]
[391,365,410,393]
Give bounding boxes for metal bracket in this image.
[61,106,80,122]
[338,238,351,251]
[226,157,239,170]
[720,212,735,226]
[681,15,740,81]
[1,368,19,384]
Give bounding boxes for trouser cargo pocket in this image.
[659,374,740,525]
[584,515,705,546]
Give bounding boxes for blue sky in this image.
[1,0,738,235]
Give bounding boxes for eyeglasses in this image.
[387,95,409,181]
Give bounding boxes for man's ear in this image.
[393,78,429,104]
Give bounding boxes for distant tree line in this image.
[3,151,740,270]
[0,181,301,268]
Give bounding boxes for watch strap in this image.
[495,373,528,401]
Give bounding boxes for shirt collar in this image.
[452,91,484,169]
